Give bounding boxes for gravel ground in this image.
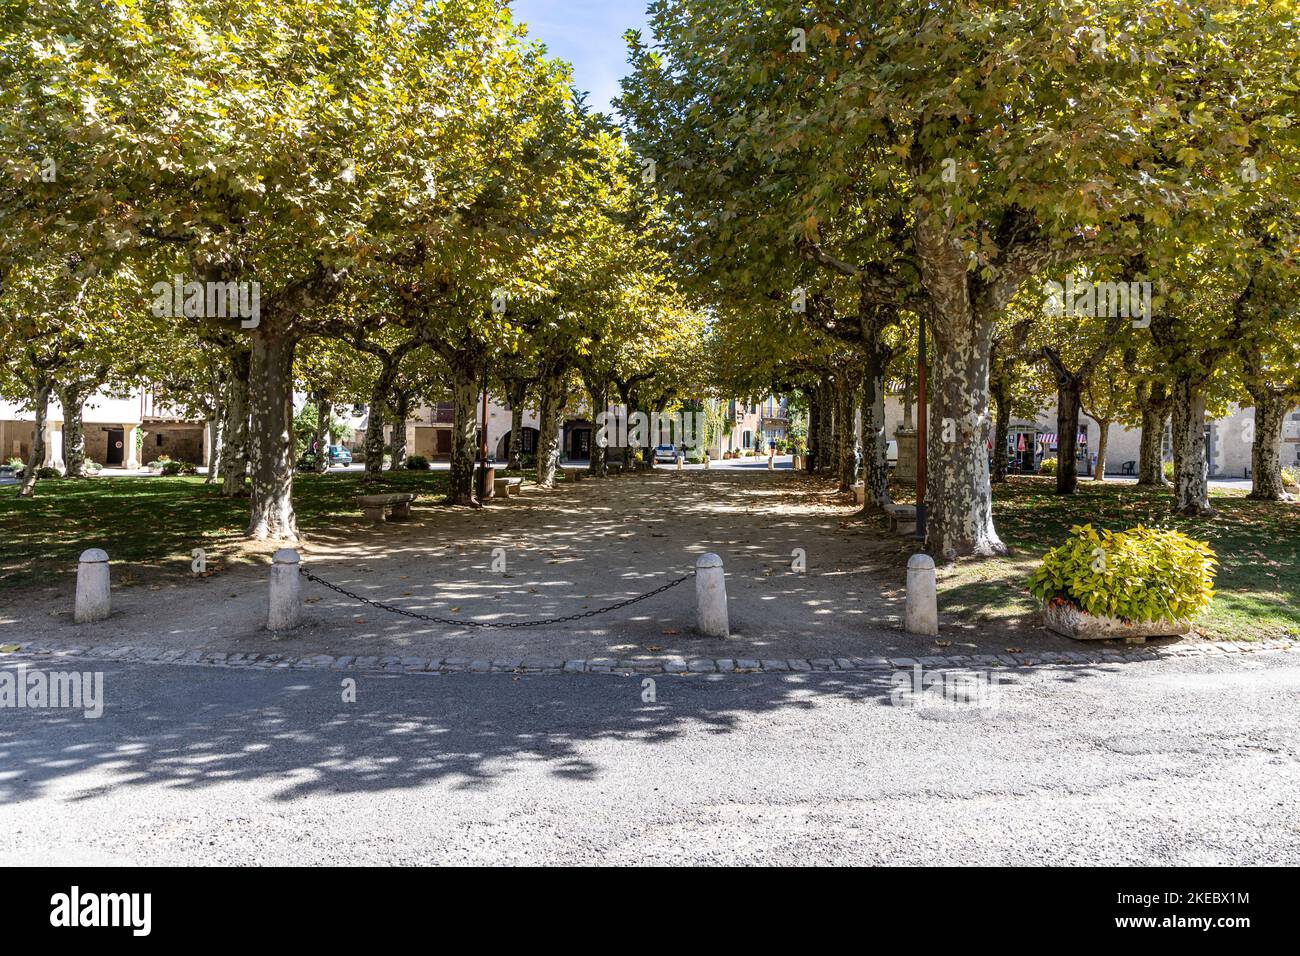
[1,649,1297,865]
[0,470,1196,663]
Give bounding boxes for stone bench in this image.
[493,476,524,498]
[560,467,585,482]
[358,492,416,524]
[887,504,917,536]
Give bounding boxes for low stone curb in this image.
[1,636,1295,677]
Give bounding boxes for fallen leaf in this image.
[662,629,681,636]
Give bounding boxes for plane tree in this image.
[620,0,1295,558]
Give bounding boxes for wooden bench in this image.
[493,476,524,498]
[358,492,416,524]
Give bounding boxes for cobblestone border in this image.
[1,636,1294,676]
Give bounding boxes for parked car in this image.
[0,465,18,486]
[653,444,678,464]
[325,445,352,466]
[886,439,898,469]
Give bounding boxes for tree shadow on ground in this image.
[0,657,1072,803]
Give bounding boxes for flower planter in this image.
[1042,600,1190,644]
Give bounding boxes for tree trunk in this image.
[313,397,330,473]
[1170,375,1213,516]
[448,362,480,505]
[1136,391,1168,487]
[815,380,834,474]
[507,380,527,471]
[1092,419,1110,481]
[535,372,566,488]
[206,415,224,483]
[990,372,1010,484]
[18,379,52,497]
[221,348,251,497]
[58,383,89,478]
[1248,393,1289,501]
[806,390,821,472]
[835,370,856,493]
[1055,378,1082,495]
[363,378,389,481]
[588,378,608,476]
[925,306,1005,559]
[388,389,409,471]
[859,344,892,512]
[245,331,299,540]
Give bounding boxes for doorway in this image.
[106,427,125,466]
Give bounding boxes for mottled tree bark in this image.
[587,378,609,476]
[834,369,856,493]
[206,415,224,483]
[506,379,528,471]
[859,344,893,512]
[388,389,410,471]
[1170,375,1213,516]
[448,363,480,505]
[18,379,52,498]
[1248,394,1290,501]
[57,380,96,478]
[245,331,298,540]
[815,380,834,475]
[1091,418,1111,480]
[1135,380,1170,487]
[1054,378,1082,495]
[313,397,330,473]
[535,371,566,488]
[221,348,251,497]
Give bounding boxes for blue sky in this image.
[509,0,651,115]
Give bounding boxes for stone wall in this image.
[142,424,204,464]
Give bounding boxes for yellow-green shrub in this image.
[1038,457,1058,475]
[1028,524,1216,624]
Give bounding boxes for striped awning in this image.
[1037,433,1087,444]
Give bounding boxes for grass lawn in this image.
[939,477,1300,641]
[0,471,450,591]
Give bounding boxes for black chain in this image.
[298,566,692,628]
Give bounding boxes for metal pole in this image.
[915,313,928,543]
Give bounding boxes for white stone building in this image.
[878,395,1300,478]
[0,388,210,471]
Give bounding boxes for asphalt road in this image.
[2,651,1297,865]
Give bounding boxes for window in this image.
[156,434,164,447]
[742,430,752,449]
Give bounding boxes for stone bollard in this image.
[767,454,774,470]
[905,553,938,636]
[75,548,111,623]
[268,548,301,631]
[704,456,710,470]
[695,552,729,638]
[676,454,683,470]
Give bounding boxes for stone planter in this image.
[1042,600,1191,644]
[791,454,802,470]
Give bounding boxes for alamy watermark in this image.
[151,275,260,329]
[594,410,703,453]
[890,664,1003,710]
[1,664,104,718]
[1043,275,1151,328]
